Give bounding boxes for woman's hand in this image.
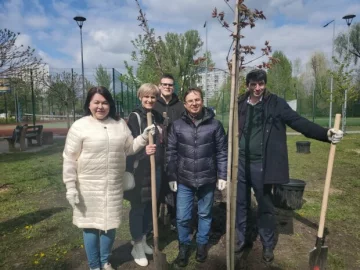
[146,144,156,155]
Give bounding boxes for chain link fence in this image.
[0,67,141,125]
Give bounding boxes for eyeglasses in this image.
[161,83,174,87]
[185,98,202,105]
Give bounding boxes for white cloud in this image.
[26,16,49,29]
[38,50,72,68]
[1,0,359,75]
[14,33,32,48]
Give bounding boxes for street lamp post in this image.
[74,15,86,104]
[323,19,336,128]
[342,14,356,132]
[204,21,208,107]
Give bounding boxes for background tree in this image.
[0,29,43,77]
[267,51,293,99]
[46,71,81,128]
[95,64,111,89]
[130,29,207,97]
[334,22,360,64]
[85,77,95,92]
[308,51,329,117]
[330,55,357,130]
[124,0,214,98]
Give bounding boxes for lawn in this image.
[0,135,360,269]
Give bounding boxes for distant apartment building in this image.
[196,69,229,100]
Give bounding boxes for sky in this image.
[1,0,359,75]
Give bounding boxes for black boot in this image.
[234,241,253,253]
[176,244,190,267]
[262,247,274,263]
[196,244,208,263]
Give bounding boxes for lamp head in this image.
[342,14,356,26]
[74,16,86,28]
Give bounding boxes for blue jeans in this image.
[83,228,116,269]
[129,166,161,242]
[177,183,215,245]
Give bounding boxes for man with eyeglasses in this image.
[154,74,185,232]
[235,69,344,263]
[166,87,227,267]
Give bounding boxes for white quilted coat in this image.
[63,116,147,231]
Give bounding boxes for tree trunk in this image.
[226,2,241,269]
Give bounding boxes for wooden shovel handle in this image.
[317,114,341,238]
[147,112,159,241]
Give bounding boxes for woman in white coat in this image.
[63,86,155,270]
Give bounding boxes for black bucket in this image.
[296,141,311,153]
[273,179,306,210]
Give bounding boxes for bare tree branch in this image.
[0,29,44,78]
[134,0,163,74]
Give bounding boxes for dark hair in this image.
[84,86,119,120]
[160,73,175,83]
[246,69,267,86]
[183,87,203,102]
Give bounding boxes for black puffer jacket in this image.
[123,107,164,204]
[167,108,228,188]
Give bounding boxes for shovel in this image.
[309,113,341,270]
[147,112,168,270]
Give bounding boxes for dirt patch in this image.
[63,205,319,270]
[0,183,12,193]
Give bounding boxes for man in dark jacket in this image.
[236,69,344,263]
[154,73,185,230]
[154,73,185,124]
[167,87,228,267]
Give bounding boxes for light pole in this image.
[323,19,335,127]
[204,21,208,107]
[342,14,356,132]
[74,15,86,104]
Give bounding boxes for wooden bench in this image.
[4,125,28,151]
[26,125,43,146]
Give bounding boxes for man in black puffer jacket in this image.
[167,87,228,267]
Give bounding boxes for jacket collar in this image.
[157,93,181,106]
[182,107,215,124]
[238,88,271,103]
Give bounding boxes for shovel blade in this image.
[309,245,328,270]
[154,249,168,270]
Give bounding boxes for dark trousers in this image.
[236,158,275,248]
[129,167,162,242]
[158,171,177,222]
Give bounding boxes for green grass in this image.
[0,140,82,269]
[1,136,360,269]
[289,134,360,269]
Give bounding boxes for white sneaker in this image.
[142,235,153,255]
[102,262,114,270]
[131,242,148,267]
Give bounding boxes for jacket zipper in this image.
[104,126,109,232]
